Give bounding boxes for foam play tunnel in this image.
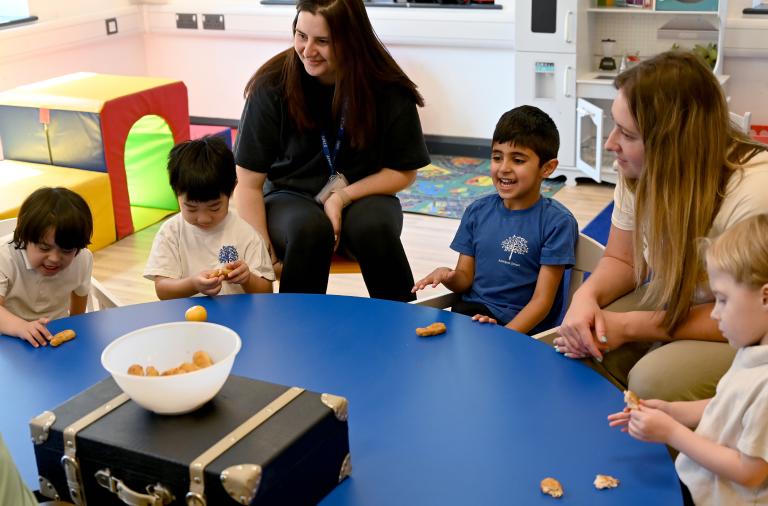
[0,72,190,242]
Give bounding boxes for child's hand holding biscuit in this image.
[222,260,251,285]
[193,271,224,296]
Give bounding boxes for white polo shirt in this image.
[0,241,93,321]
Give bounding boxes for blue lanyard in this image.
[320,104,347,176]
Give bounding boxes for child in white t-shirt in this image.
[0,187,94,347]
[144,136,274,299]
[608,213,768,506]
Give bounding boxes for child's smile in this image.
[490,142,557,210]
[26,227,77,277]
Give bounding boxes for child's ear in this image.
[540,159,558,179]
[761,283,768,308]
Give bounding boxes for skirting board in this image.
[190,117,492,158]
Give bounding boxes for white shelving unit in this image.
[551,0,730,185]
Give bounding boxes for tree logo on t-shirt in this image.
[501,235,528,260]
[218,245,239,264]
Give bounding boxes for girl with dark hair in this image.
[0,187,94,347]
[234,0,430,300]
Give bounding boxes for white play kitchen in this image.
[511,0,729,184]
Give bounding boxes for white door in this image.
[576,98,604,182]
[515,0,578,54]
[514,51,576,168]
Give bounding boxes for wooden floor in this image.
[92,180,615,306]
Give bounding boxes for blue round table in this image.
[0,294,682,505]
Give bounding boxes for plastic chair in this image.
[87,277,122,312]
[0,217,17,238]
[412,232,652,339]
[414,232,606,317]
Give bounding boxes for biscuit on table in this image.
[540,477,563,498]
[50,329,76,347]
[594,474,619,490]
[415,322,447,337]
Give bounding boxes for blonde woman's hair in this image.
[614,51,767,331]
[704,214,768,288]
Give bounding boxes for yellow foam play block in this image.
[0,160,116,251]
[0,72,181,113]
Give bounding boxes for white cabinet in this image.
[512,0,578,171]
[514,51,577,168]
[514,0,578,53]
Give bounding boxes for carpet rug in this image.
[399,155,566,219]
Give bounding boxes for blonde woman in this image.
[554,51,768,402]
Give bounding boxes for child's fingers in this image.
[21,334,41,348]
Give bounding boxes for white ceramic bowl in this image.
[101,321,241,415]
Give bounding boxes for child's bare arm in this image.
[0,298,50,347]
[670,426,768,488]
[663,399,710,428]
[412,254,475,294]
[69,292,88,316]
[222,261,272,294]
[154,273,222,300]
[505,265,565,334]
[242,273,273,294]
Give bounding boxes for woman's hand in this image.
[323,192,345,251]
[555,295,606,359]
[412,267,455,292]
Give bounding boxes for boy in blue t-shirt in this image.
[412,106,578,335]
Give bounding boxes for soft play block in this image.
[0,73,190,239]
[0,160,116,251]
[190,124,233,150]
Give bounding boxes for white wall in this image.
[0,2,146,92]
[141,1,517,138]
[2,0,767,133]
[27,0,134,21]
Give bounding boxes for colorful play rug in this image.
[399,155,565,219]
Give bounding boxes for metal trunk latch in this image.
[95,468,174,506]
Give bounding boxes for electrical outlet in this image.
[176,13,198,29]
[203,14,225,30]
[105,17,118,35]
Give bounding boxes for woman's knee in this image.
[343,198,402,244]
[627,341,735,402]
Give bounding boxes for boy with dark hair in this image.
[144,136,274,299]
[0,187,94,347]
[413,106,578,335]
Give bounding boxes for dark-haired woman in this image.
[234,0,429,300]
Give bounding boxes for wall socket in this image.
[176,13,198,29]
[203,14,225,30]
[105,17,118,35]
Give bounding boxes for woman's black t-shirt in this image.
[234,74,430,196]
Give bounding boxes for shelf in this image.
[587,8,717,15]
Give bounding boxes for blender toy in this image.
[599,39,617,72]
